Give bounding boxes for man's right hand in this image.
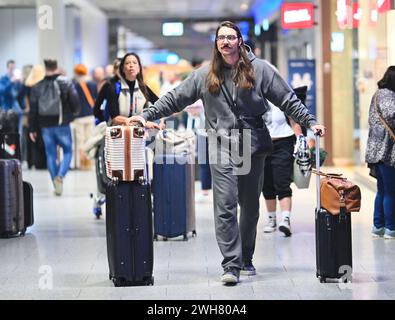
[126,115,146,127]
[29,132,37,143]
[126,116,161,130]
[146,121,161,129]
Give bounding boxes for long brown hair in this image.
[119,52,149,100]
[206,21,255,94]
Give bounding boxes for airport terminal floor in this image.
[0,167,394,300]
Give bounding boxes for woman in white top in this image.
[261,86,307,237]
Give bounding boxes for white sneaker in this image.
[195,193,210,202]
[384,228,395,239]
[263,216,277,233]
[53,176,63,196]
[279,217,292,237]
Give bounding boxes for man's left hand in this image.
[146,121,161,129]
[311,124,326,137]
[126,115,146,126]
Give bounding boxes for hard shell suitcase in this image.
[153,153,196,241]
[314,133,352,283]
[105,125,146,182]
[0,159,25,237]
[105,180,154,286]
[0,133,21,160]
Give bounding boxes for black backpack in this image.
[38,79,62,116]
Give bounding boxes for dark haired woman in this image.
[366,66,395,240]
[107,52,158,126]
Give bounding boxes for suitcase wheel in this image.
[20,228,26,237]
[93,207,102,219]
[319,276,326,283]
[143,276,154,286]
[162,236,168,241]
[153,234,158,241]
[113,277,126,287]
[342,276,352,283]
[192,230,197,237]
[183,234,188,241]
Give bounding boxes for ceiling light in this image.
[240,3,249,11]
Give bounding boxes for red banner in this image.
[281,3,315,29]
[377,0,393,13]
[352,2,361,28]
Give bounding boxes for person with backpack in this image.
[29,59,81,196]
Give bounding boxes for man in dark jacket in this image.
[29,59,81,196]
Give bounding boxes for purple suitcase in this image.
[0,159,25,237]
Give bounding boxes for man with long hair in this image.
[129,21,325,285]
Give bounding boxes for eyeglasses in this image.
[216,35,239,42]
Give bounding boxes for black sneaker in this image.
[221,267,240,285]
[279,217,292,237]
[241,261,256,276]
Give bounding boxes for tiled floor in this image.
[0,167,394,300]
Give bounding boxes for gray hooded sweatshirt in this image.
[141,48,317,132]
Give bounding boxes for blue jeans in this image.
[41,125,73,181]
[374,163,395,231]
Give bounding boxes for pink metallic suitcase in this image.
[105,125,146,182]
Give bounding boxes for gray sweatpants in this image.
[209,144,266,270]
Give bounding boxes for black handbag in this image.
[368,163,377,179]
[237,117,273,155]
[220,83,272,156]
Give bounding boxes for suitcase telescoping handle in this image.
[315,130,322,210]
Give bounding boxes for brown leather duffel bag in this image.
[314,170,361,215]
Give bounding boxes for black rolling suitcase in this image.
[314,133,353,283]
[105,179,154,287]
[0,159,25,237]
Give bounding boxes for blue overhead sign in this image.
[288,59,317,116]
[251,0,283,23]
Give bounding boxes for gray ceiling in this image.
[98,0,257,61]
[0,0,258,61]
[92,0,254,19]
[0,0,255,18]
